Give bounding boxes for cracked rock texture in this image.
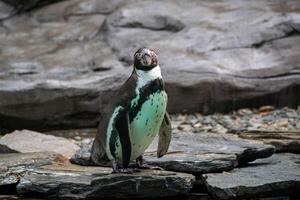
[0,0,300,131]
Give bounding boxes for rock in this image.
[145,132,275,174]
[0,130,79,158]
[237,130,300,153]
[203,153,300,199]
[70,141,95,166]
[0,152,63,188]
[0,0,300,131]
[102,0,300,115]
[16,161,195,199]
[0,151,195,199]
[71,132,275,174]
[258,105,276,113]
[1,0,64,12]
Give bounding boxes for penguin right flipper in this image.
[115,110,132,168]
[157,112,172,158]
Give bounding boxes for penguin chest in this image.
[129,90,167,160]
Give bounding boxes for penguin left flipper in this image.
[115,110,132,168]
[157,112,172,158]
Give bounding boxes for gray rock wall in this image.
[0,0,299,131]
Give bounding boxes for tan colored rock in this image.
[0,130,79,158]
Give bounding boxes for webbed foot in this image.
[136,155,163,170]
[112,160,141,174]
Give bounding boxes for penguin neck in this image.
[134,65,162,90]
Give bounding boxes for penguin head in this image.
[134,47,158,71]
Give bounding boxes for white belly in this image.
[129,91,167,160]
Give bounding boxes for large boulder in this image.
[0,0,300,131]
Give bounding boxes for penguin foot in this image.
[112,160,141,174]
[137,164,163,170]
[136,155,163,170]
[112,168,135,174]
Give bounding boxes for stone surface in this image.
[17,166,194,199]
[0,152,63,187]
[0,130,79,158]
[0,152,195,199]
[0,0,300,131]
[237,130,300,153]
[71,132,275,174]
[145,132,275,174]
[168,108,300,154]
[202,153,300,199]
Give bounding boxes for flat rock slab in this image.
[0,152,194,199]
[203,153,300,200]
[71,132,275,174]
[0,0,300,132]
[237,130,300,153]
[17,166,194,199]
[0,130,79,158]
[0,152,63,187]
[145,132,275,174]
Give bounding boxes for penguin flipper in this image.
[157,112,172,158]
[115,110,132,168]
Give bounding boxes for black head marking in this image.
[134,47,158,71]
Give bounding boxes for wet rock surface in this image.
[0,0,300,131]
[203,153,300,199]
[0,130,79,158]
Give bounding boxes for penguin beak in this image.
[142,54,152,66]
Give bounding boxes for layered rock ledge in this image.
[0,152,195,199]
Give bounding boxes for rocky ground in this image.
[0,107,299,200]
[0,0,299,199]
[0,0,300,132]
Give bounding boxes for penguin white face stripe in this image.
[135,65,162,90]
[131,65,162,107]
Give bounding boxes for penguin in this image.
[91,47,172,173]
